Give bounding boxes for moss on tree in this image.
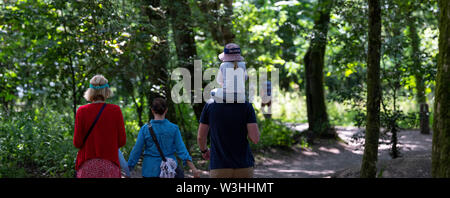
[361,0,382,178]
[432,0,450,178]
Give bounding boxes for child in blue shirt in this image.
[127,98,200,178]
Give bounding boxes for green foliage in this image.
[0,0,440,177]
[119,103,143,159]
[0,108,76,178]
[251,116,297,150]
[231,0,317,91]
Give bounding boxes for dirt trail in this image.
[130,125,432,178]
[253,126,432,178]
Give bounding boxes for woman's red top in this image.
[73,103,126,171]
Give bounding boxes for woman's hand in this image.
[186,160,201,178]
[192,169,201,178]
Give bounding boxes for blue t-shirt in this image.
[199,100,257,169]
[127,119,192,177]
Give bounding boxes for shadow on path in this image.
[253,126,432,178]
[129,126,432,178]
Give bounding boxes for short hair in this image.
[151,98,167,115]
[83,74,113,102]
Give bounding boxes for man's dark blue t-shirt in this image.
[199,100,257,170]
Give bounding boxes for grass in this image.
[257,91,432,128]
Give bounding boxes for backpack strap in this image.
[148,123,167,162]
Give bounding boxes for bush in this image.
[251,117,297,150]
[0,108,77,178]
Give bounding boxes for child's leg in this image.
[211,88,225,103]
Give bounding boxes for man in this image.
[197,99,260,178]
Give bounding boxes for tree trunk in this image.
[70,59,77,120]
[60,9,78,121]
[119,52,145,126]
[420,103,430,134]
[390,126,399,158]
[303,0,335,140]
[221,0,235,44]
[408,11,427,105]
[432,0,450,178]
[360,0,382,178]
[167,0,203,120]
[390,87,399,159]
[143,0,176,121]
[129,81,144,126]
[408,14,430,134]
[197,0,235,45]
[407,5,430,134]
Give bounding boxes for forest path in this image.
[253,125,433,178]
[130,125,432,178]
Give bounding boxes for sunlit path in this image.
[252,127,432,178]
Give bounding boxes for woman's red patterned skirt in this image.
[77,158,120,178]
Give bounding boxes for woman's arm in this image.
[174,126,193,163]
[127,125,146,170]
[173,126,200,178]
[247,123,260,144]
[185,160,200,178]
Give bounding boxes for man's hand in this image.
[247,123,260,144]
[197,123,210,160]
[202,149,210,160]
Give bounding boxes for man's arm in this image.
[197,123,210,160]
[197,123,209,151]
[247,123,260,144]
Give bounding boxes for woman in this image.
[73,75,126,178]
[128,98,200,178]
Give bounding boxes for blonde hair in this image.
[83,74,113,102]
